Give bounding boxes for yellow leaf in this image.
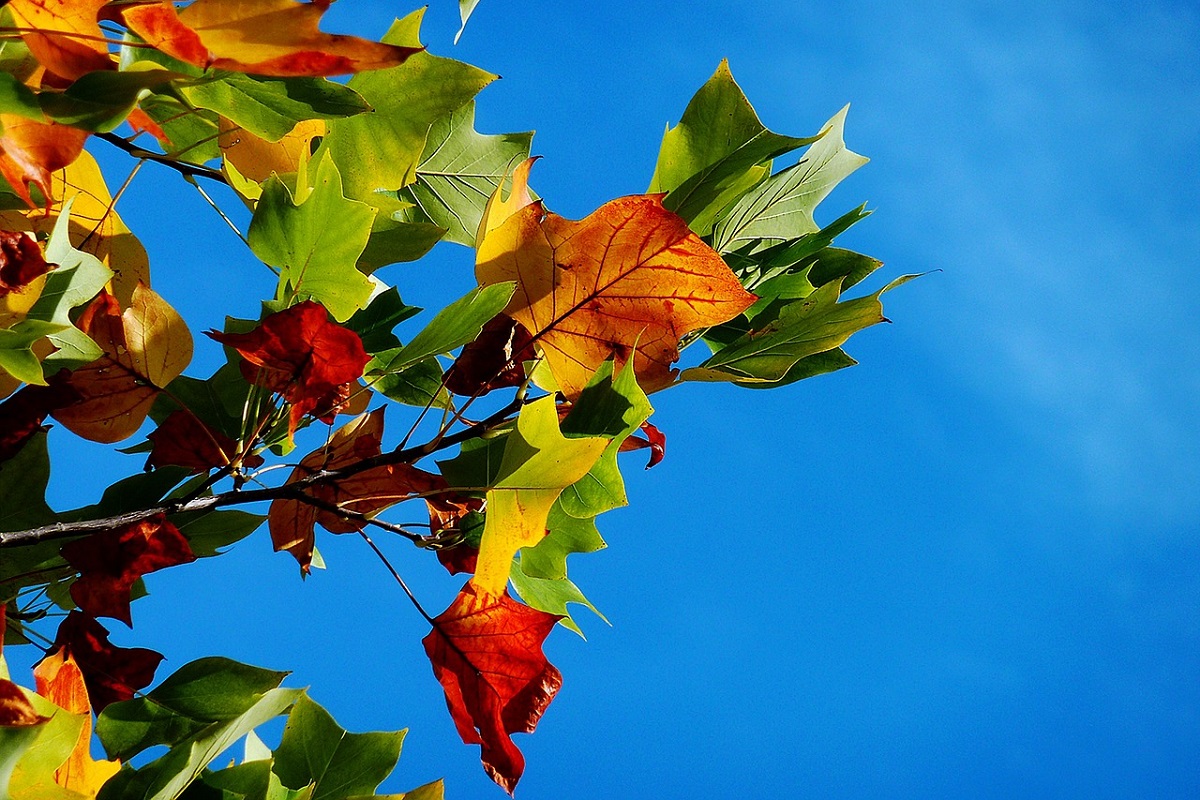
[219,116,326,186]
[6,0,113,82]
[471,397,607,596]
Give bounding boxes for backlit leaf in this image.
[476,164,756,397]
[51,611,162,712]
[0,114,89,209]
[122,0,421,77]
[52,284,194,443]
[6,0,112,81]
[422,583,561,794]
[32,649,121,798]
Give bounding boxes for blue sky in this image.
[9,1,1200,797]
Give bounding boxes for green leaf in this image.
[397,101,532,246]
[6,691,86,800]
[0,431,55,533]
[0,721,46,800]
[0,319,66,385]
[0,71,43,121]
[344,288,420,353]
[39,67,182,132]
[153,364,252,441]
[372,358,451,410]
[323,9,496,201]
[509,557,607,638]
[518,503,606,581]
[248,153,376,322]
[28,199,112,370]
[712,105,869,253]
[170,510,264,558]
[185,74,371,142]
[648,60,818,233]
[682,276,915,385]
[59,467,191,523]
[558,362,653,518]
[272,695,405,800]
[138,94,221,164]
[366,283,514,376]
[357,196,446,271]
[720,204,872,290]
[97,657,292,762]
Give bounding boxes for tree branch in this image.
[95,132,229,184]
[0,396,523,550]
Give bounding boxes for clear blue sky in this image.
[11,1,1200,797]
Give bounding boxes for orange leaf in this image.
[268,408,445,571]
[60,515,196,626]
[122,0,422,77]
[0,150,151,305]
[6,0,113,82]
[52,284,193,443]
[476,164,756,397]
[32,649,121,797]
[206,300,368,440]
[422,584,562,794]
[0,115,89,210]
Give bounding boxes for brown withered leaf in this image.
[207,300,368,440]
[476,161,756,396]
[6,0,114,82]
[0,381,78,463]
[52,284,193,443]
[50,611,162,712]
[422,584,562,795]
[444,314,535,397]
[619,420,666,469]
[146,409,262,473]
[60,515,196,626]
[0,115,90,210]
[269,408,445,571]
[32,648,121,796]
[122,0,422,77]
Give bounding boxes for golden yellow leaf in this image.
[7,0,113,82]
[32,649,120,798]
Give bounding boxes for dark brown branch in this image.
[95,132,229,184]
[0,396,523,550]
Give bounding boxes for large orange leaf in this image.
[422,583,562,795]
[6,0,114,82]
[32,649,121,797]
[269,408,445,571]
[51,284,193,443]
[122,0,422,77]
[476,163,756,396]
[0,115,89,210]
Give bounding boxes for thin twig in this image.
[96,132,227,184]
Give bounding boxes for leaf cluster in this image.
[0,3,911,795]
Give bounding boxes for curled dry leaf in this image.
[6,0,113,82]
[619,420,666,469]
[122,0,423,77]
[443,314,535,397]
[50,611,162,712]
[0,115,90,210]
[476,160,756,397]
[422,583,562,794]
[207,300,369,441]
[269,408,445,571]
[60,514,196,626]
[32,649,121,796]
[0,231,53,297]
[52,284,193,443]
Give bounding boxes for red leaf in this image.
[422,584,562,794]
[444,315,535,397]
[126,108,171,149]
[0,381,78,463]
[60,515,195,626]
[0,230,53,296]
[429,494,482,575]
[207,301,368,440]
[49,611,162,712]
[619,420,666,469]
[146,409,259,473]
